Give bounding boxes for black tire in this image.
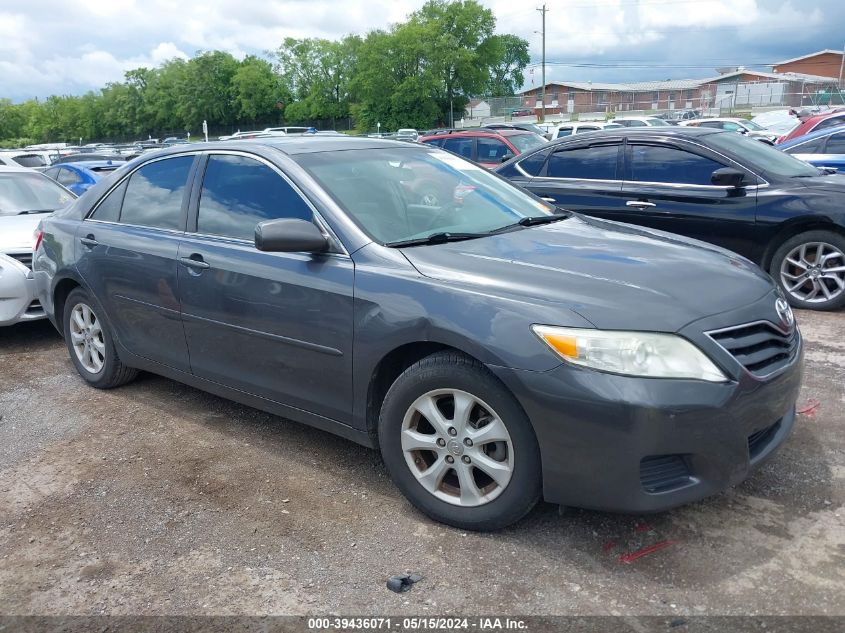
[63,288,138,389]
[769,230,845,311]
[378,351,541,530]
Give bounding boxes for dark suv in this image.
[498,127,845,311]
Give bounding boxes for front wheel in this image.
[770,230,845,311]
[378,352,541,530]
[63,288,138,389]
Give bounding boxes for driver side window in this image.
[197,154,313,241]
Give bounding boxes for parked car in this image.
[0,151,50,168]
[218,130,264,141]
[0,166,76,326]
[778,124,845,170]
[396,128,419,142]
[51,153,130,165]
[681,118,779,142]
[510,108,534,117]
[497,127,845,310]
[34,137,801,529]
[752,110,800,137]
[551,121,623,139]
[43,161,123,196]
[263,126,310,135]
[162,137,190,145]
[418,128,547,168]
[779,111,845,143]
[613,116,671,128]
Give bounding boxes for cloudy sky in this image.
[1,0,843,101]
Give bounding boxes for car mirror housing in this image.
[255,218,329,253]
[711,167,746,188]
[501,152,515,163]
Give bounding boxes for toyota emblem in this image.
[775,298,794,329]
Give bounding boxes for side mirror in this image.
[500,152,515,163]
[255,218,329,253]
[711,167,746,188]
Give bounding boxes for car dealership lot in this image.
[1,313,842,617]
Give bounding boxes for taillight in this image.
[34,229,43,252]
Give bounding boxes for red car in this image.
[418,128,547,169]
[779,110,845,143]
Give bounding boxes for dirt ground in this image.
[0,310,843,617]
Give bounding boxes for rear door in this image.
[619,141,759,256]
[518,140,629,218]
[76,154,197,372]
[178,152,354,423]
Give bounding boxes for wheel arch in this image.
[52,276,84,336]
[761,217,845,271]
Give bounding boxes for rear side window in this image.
[547,145,619,180]
[421,138,444,148]
[824,132,845,154]
[785,137,823,154]
[476,138,511,162]
[57,168,81,186]
[90,180,128,222]
[814,116,845,132]
[556,128,573,138]
[442,138,474,160]
[120,156,193,230]
[197,154,312,241]
[630,145,725,185]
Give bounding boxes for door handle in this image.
[540,197,556,203]
[80,235,98,247]
[179,256,210,270]
[626,200,656,209]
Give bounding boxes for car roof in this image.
[805,111,845,125]
[137,136,417,158]
[59,160,122,170]
[778,123,845,148]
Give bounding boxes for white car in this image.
[0,166,76,326]
[751,110,801,137]
[680,117,779,142]
[396,128,419,141]
[613,116,671,128]
[217,130,264,141]
[552,121,623,139]
[262,126,310,135]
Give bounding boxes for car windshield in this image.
[707,131,820,178]
[0,172,75,216]
[742,119,765,131]
[294,147,556,244]
[507,133,547,153]
[647,118,671,126]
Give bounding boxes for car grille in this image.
[748,421,781,460]
[707,321,798,377]
[7,252,33,270]
[640,455,692,493]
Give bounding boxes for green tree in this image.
[176,50,240,130]
[232,56,287,123]
[481,34,530,96]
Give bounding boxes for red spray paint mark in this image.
[797,399,820,417]
[602,540,617,553]
[618,540,676,564]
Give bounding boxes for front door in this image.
[177,153,354,424]
[76,154,196,372]
[619,142,759,257]
[522,141,630,218]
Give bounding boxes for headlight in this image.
[531,325,727,382]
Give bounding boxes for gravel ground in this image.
[0,310,843,617]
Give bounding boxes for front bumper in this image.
[490,326,803,513]
[0,255,45,326]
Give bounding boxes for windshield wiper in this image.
[385,232,488,248]
[488,211,571,234]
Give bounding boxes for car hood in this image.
[399,215,774,332]
[795,171,845,191]
[0,213,46,253]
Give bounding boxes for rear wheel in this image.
[63,288,138,388]
[378,352,541,530]
[770,230,845,310]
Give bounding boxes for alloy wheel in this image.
[400,389,514,507]
[69,303,105,374]
[780,241,845,304]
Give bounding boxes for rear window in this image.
[507,133,547,154]
[12,154,46,168]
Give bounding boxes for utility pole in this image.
[838,42,845,95]
[537,4,548,123]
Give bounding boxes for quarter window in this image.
[441,138,474,160]
[825,132,845,154]
[197,154,312,241]
[630,145,725,185]
[120,155,193,230]
[547,145,619,180]
[57,168,81,186]
[90,180,127,222]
